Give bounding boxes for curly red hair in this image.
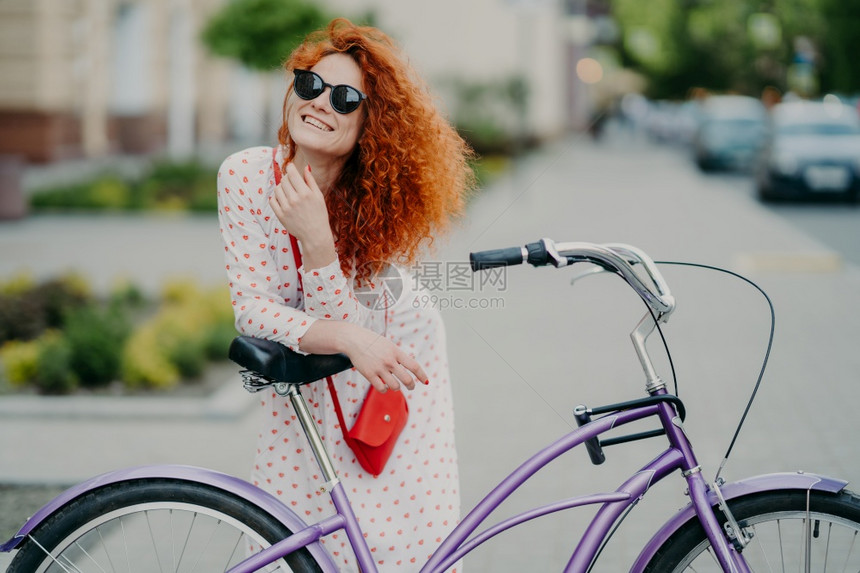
[278,18,475,281]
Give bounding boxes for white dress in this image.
[217,146,461,572]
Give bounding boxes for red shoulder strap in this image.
[272,148,304,293]
[275,148,347,434]
[327,376,354,443]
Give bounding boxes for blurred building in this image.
[0,0,594,165]
[0,0,228,163]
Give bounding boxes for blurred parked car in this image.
[644,100,700,146]
[692,95,768,172]
[755,100,860,202]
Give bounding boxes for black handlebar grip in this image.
[469,247,525,271]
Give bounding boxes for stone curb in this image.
[0,374,253,422]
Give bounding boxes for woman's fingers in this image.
[397,353,428,387]
[284,162,320,196]
[273,163,330,245]
[342,323,428,392]
[368,350,424,392]
[377,371,401,392]
[373,364,417,393]
[390,363,416,391]
[269,173,295,221]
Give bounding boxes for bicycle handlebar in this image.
[470,238,675,315]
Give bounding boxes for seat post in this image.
[281,383,340,485]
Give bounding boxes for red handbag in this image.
[326,378,409,476]
[273,149,409,476]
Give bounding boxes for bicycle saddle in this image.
[229,336,353,384]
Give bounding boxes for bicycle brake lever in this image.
[569,265,610,286]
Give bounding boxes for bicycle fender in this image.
[629,471,849,572]
[0,464,340,571]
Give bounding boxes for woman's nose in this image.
[311,88,332,112]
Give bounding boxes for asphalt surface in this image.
[1,128,858,571]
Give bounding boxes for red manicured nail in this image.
[423,379,430,385]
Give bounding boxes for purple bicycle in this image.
[4,239,859,572]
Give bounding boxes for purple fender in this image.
[0,464,339,571]
[630,471,849,572]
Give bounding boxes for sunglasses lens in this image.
[293,70,364,114]
[294,71,323,100]
[331,86,362,114]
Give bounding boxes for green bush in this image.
[109,278,146,308]
[204,320,239,361]
[29,160,218,213]
[30,274,91,329]
[0,274,35,296]
[0,273,90,343]
[120,282,233,389]
[89,177,132,209]
[121,322,180,389]
[1,274,233,393]
[0,338,41,386]
[0,292,46,343]
[64,304,130,387]
[34,332,77,394]
[159,312,208,379]
[0,332,78,394]
[31,176,133,210]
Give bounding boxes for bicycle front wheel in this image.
[7,478,323,573]
[644,489,860,572]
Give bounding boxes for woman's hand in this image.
[343,326,428,392]
[270,162,337,268]
[300,320,428,392]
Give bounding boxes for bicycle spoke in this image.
[170,509,177,573]
[29,535,75,573]
[777,519,785,573]
[705,545,718,569]
[145,510,165,573]
[747,524,776,573]
[120,517,131,573]
[187,517,219,573]
[96,528,117,573]
[649,492,860,572]
[175,512,197,571]
[57,554,84,573]
[72,540,106,573]
[839,528,858,572]
[224,532,243,573]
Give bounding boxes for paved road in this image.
[698,169,860,267]
[1,130,858,571]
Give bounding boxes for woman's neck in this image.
[292,148,348,197]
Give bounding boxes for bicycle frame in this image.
[220,380,737,573]
[4,240,851,571]
[215,374,848,573]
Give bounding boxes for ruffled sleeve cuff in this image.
[299,257,362,322]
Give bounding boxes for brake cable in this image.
[653,261,776,484]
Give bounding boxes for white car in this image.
[755,100,860,202]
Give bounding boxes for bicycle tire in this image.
[643,488,860,572]
[7,478,323,573]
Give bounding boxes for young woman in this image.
[217,18,474,571]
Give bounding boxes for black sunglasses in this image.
[293,69,367,115]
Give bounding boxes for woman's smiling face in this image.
[287,53,366,161]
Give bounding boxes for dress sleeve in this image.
[298,256,371,324]
[217,147,317,353]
